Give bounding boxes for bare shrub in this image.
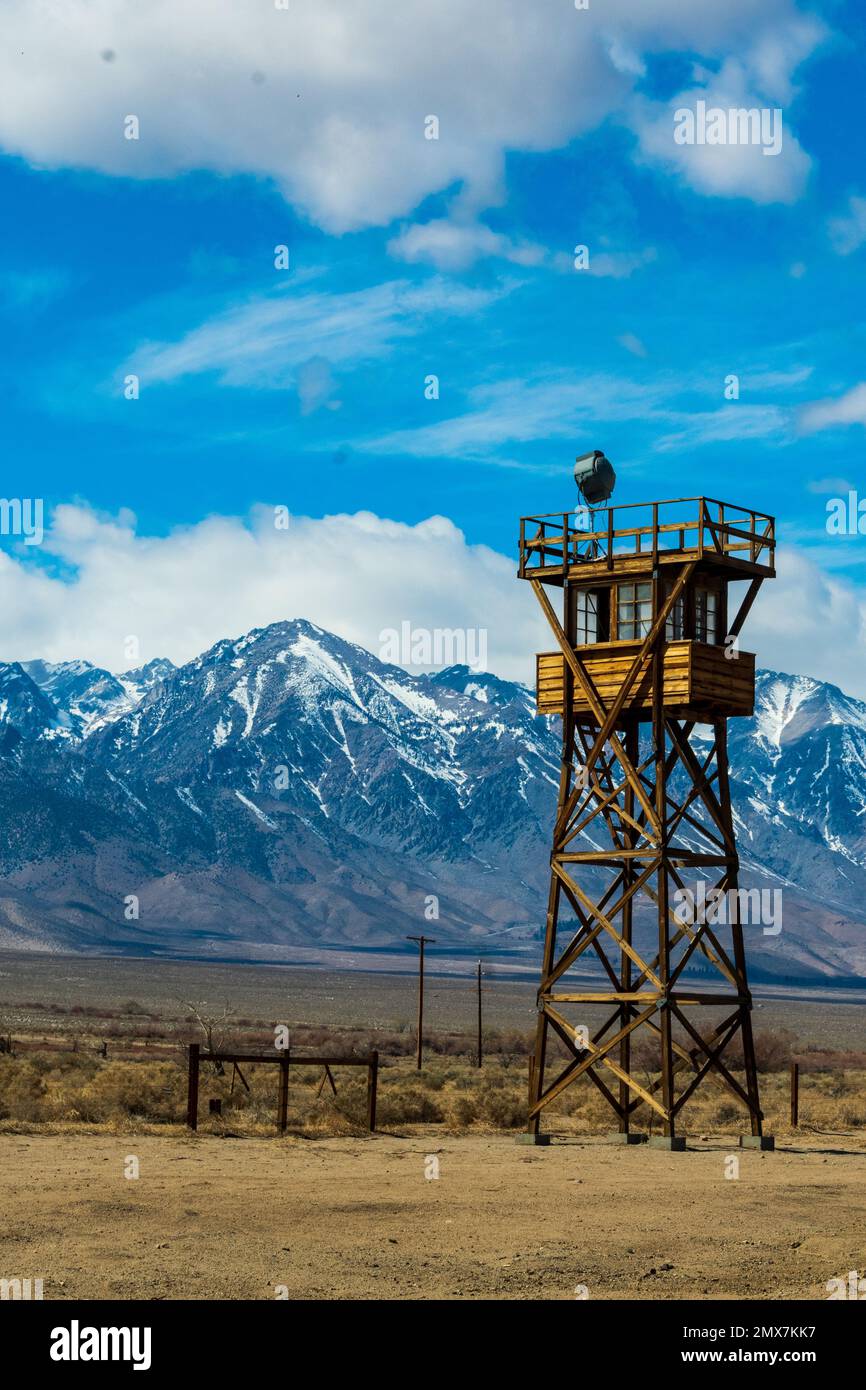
[446,1095,478,1128]
[73,1062,184,1123]
[480,1085,525,1128]
[378,1085,444,1125]
[0,1058,46,1122]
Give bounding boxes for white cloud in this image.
[3,502,865,701]
[606,38,647,79]
[630,15,822,205]
[828,195,866,255]
[0,504,548,684]
[746,548,866,699]
[388,217,655,276]
[632,81,812,204]
[364,370,800,461]
[0,0,825,233]
[742,18,825,104]
[388,220,548,273]
[587,247,659,278]
[364,375,672,459]
[805,476,855,495]
[799,383,866,434]
[123,277,504,391]
[745,366,813,390]
[654,404,790,451]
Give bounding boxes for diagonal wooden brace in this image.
[531,579,662,837]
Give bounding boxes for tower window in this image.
[575,589,600,645]
[695,587,718,643]
[617,582,652,640]
[666,588,685,640]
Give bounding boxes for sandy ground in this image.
[1,1131,864,1301]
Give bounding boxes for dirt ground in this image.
[1,1131,864,1301]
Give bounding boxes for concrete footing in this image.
[607,1131,648,1145]
[739,1134,775,1150]
[515,1133,551,1146]
[647,1135,687,1151]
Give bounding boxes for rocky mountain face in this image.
[0,620,864,984]
[17,657,175,739]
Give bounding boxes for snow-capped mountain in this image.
[19,657,176,739]
[1,620,865,983]
[732,672,866,868]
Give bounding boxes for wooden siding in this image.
[536,640,755,719]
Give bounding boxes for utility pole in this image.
[476,960,483,1068]
[407,934,435,1069]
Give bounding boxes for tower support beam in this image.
[519,496,775,1142]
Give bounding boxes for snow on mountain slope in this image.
[1,624,865,981]
[730,670,866,869]
[0,663,63,744]
[21,656,177,738]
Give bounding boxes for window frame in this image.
[575,588,601,646]
[665,586,685,641]
[616,581,652,641]
[694,584,719,644]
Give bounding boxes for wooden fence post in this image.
[366,1051,379,1132]
[186,1043,200,1131]
[790,1060,799,1127]
[279,1057,290,1134]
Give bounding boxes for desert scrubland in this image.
[1,956,864,1300]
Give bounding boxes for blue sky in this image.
[0,0,865,692]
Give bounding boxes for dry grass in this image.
[1,1042,864,1140]
[2,998,863,1139]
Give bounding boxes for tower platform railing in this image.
[518,496,775,581]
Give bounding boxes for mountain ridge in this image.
[1,618,864,984]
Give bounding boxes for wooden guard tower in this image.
[518,496,776,1145]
